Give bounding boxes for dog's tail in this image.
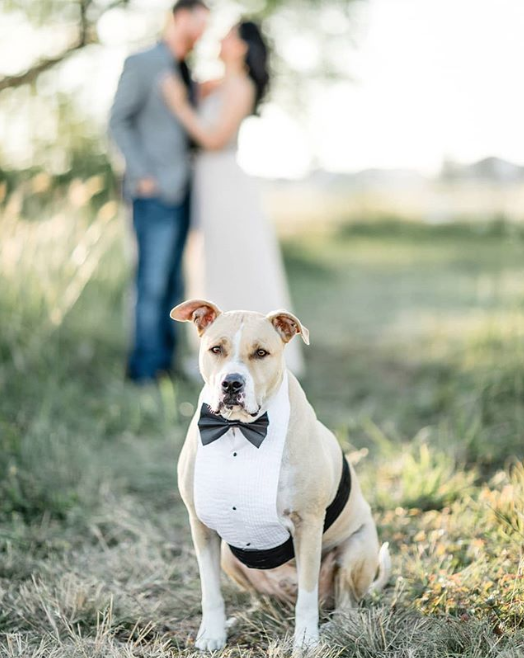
[369,542,392,593]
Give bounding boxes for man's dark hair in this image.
[172,0,209,14]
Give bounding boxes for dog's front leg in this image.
[292,514,324,651]
[190,515,227,651]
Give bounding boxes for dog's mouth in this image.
[220,392,245,410]
[211,396,261,420]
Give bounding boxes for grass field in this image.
[1,200,524,657]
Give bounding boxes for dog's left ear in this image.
[170,299,222,336]
[266,310,310,345]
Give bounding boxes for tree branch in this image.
[0,0,101,93]
[0,37,96,93]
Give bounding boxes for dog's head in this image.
[171,299,309,422]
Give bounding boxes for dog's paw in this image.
[293,628,320,655]
[195,634,227,652]
[195,619,227,652]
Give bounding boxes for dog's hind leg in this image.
[221,544,255,592]
[333,521,381,610]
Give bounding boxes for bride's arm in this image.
[163,76,254,151]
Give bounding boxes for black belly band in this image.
[228,452,351,570]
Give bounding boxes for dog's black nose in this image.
[221,373,245,394]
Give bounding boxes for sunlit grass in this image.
[1,198,524,656]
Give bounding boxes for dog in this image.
[172,299,391,652]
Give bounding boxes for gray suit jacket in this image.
[109,41,190,205]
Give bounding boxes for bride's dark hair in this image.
[237,21,270,111]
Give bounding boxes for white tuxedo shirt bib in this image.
[194,372,290,550]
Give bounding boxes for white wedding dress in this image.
[184,87,305,376]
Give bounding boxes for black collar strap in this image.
[228,452,351,570]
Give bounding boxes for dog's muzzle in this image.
[220,372,245,408]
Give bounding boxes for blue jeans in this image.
[127,195,190,381]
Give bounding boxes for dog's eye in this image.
[210,345,222,355]
[255,349,269,358]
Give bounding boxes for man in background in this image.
[110,0,209,384]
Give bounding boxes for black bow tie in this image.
[198,404,270,449]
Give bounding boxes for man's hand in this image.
[162,74,189,114]
[136,176,158,197]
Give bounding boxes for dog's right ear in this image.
[170,299,222,336]
[266,309,310,345]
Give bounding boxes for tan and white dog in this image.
[172,299,391,652]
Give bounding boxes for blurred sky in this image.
[1,0,524,179]
[304,0,524,177]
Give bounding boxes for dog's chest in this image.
[193,374,291,551]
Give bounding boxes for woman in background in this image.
[162,21,304,376]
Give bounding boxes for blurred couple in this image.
[110,0,304,385]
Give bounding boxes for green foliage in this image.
[0,202,187,520]
[335,214,524,241]
[0,155,117,217]
[293,218,524,470]
[2,0,129,28]
[361,435,477,512]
